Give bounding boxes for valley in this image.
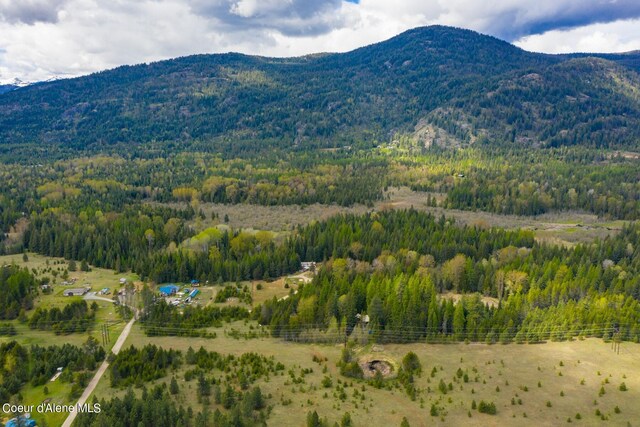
[0,24,639,427]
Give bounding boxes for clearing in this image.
[89,320,640,427]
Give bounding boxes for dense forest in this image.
[256,210,640,343]
[0,146,638,274]
[0,265,38,320]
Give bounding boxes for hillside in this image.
[0,84,17,95]
[0,25,639,153]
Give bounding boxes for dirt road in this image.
[60,316,135,427]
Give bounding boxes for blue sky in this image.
[1,0,639,83]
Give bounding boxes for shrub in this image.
[438,379,447,394]
[170,377,179,395]
[478,400,497,415]
[402,352,422,375]
[340,362,363,379]
[321,376,333,388]
[430,404,439,416]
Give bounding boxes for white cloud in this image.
[1,0,640,84]
[514,18,640,53]
[0,0,67,24]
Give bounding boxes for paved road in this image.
[61,316,135,427]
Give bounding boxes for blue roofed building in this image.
[158,284,180,296]
[6,416,37,427]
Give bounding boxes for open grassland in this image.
[0,253,133,347]
[90,321,640,427]
[0,253,139,298]
[156,187,627,246]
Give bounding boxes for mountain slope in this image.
[0,84,17,95]
[0,25,639,152]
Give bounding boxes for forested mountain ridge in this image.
[0,84,17,95]
[1,25,639,153]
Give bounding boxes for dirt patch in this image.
[440,292,499,308]
[359,356,396,379]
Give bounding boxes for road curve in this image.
[60,316,135,427]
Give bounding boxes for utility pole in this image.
[611,325,621,355]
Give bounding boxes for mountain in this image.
[0,84,17,95]
[564,51,640,73]
[0,25,639,153]
[0,78,34,94]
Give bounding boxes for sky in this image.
[1,0,640,84]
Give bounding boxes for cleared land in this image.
[0,253,135,347]
[154,273,307,308]
[88,321,640,427]
[0,253,134,427]
[155,187,626,246]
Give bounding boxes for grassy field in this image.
[154,186,627,246]
[0,253,135,347]
[88,320,640,427]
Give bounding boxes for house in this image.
[190,279,200,287]
[119,278,127,284]
[63,288,89,297]
[301,261,316,272]
[159,284,180,296]
[189,289,200,299]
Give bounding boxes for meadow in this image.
[160,186,625,248]
[90,320,640,427]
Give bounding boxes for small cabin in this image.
[301,261,316,272]
[63,288,89,297]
